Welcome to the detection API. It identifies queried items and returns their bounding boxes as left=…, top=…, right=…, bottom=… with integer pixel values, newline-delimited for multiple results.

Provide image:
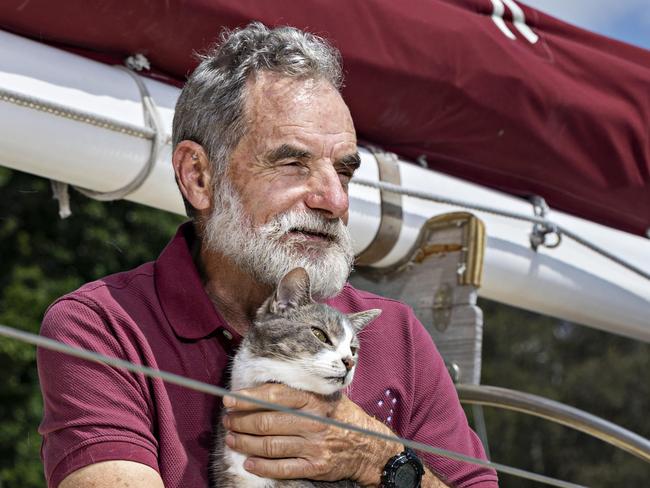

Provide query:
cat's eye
left=350, top=346, right=358, bottom=355
left=311, top=327, right=331, bottom=345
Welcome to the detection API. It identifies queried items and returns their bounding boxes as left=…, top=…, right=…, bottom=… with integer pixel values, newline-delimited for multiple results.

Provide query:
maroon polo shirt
left=38, top=223, right=498, bottom=487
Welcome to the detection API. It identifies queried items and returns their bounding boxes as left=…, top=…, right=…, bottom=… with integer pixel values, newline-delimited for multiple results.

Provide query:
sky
left=522, top=0, right=650, bottom=50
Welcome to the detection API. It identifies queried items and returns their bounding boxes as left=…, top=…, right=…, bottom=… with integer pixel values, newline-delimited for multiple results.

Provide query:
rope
left=351, top=177, right=650, bottom=282
left=0, top=86, right=155, bottom=139
left=0, top=322, right=587, bottom=488
left=1, top=70, right=170, bottom=213
left=3, top=82, right=646, bottom=284
left=73, top=66, right=168, bottom=202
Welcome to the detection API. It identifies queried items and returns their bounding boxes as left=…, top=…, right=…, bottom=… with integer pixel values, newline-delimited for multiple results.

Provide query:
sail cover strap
left=72, top=65, right=167, bottom=202
left=355, top=146, right=403, bottom=266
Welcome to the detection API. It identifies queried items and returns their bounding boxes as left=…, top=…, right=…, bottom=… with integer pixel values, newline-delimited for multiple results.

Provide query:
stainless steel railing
left=457, top=384, right=650, bottom=463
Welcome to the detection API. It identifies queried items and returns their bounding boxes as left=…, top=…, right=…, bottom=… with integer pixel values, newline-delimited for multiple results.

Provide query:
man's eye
left=283, top=161, right=309, bottom=174
left=311, top=327, right=331, bottom=344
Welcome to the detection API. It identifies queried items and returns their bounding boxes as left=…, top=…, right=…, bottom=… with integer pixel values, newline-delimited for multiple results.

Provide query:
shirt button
left=222, top=330, right=233, bottom=340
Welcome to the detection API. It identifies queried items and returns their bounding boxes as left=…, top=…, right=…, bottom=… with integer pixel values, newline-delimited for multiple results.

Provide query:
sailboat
left=1, top=0, right=648, bottom=483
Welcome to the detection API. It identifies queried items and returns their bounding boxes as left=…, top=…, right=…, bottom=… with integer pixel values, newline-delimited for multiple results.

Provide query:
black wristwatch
left=380, top=447, right=424, bottom=487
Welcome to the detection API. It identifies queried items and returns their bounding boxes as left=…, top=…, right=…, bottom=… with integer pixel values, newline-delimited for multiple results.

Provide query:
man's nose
left=304, top=167, right=349, bottom=219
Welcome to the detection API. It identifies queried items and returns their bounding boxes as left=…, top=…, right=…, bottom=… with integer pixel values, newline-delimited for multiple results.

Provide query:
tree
left=1, top=167, right=648, bottom=487
left=477, top=298, right=650, bottom=486
left=0, top=168, right=183, bottom=487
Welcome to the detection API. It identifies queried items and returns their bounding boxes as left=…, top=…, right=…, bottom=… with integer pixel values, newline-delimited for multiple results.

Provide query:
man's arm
left=222, top=384, right=450, bottom=487
left=59, top=461, right=164, bottom=488
left=38, top=299, right=161, bottom=487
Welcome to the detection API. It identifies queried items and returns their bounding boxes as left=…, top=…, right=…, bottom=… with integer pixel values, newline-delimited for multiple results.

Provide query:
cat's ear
left=347, top=308, right=382, bottom=331
left=268, top=267, right=313, bottom=314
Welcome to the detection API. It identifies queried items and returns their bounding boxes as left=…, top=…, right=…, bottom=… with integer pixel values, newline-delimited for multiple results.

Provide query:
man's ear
left=172, top=141, right=212, bottom=213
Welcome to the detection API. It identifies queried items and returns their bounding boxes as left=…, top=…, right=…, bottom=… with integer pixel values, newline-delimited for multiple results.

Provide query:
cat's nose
left=342, top=357, right=355, bottom=371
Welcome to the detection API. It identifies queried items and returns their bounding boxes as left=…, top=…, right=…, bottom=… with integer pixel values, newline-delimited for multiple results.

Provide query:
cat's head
left=247, top=267, right=381, bottom=395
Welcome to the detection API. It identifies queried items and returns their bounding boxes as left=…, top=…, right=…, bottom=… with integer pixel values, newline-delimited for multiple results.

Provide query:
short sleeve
left=37, top=298, right=159, bottom=488
left=406, top=310, right=499, bottom=487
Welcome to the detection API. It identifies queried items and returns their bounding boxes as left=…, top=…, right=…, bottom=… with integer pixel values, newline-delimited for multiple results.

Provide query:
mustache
left=262, top=211, right=348, bottom=244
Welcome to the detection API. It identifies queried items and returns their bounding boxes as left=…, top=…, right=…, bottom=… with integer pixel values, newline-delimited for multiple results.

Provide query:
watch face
left=395, top=463, right=417, bottom=487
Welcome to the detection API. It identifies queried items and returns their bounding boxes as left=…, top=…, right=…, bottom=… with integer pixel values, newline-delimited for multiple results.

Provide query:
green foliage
left=1, top=167, right=649, bottom=487
left=477, top=299, right=650, bottom=487
left=0, top=168, right=184, bottom=488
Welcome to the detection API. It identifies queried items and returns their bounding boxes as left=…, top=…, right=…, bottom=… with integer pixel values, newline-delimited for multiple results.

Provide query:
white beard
left=203, top=179, right=354, bottom=300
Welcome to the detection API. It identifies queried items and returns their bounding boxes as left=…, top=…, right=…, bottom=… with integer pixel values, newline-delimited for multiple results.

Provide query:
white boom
left=1, top=30, right=649, bottom=341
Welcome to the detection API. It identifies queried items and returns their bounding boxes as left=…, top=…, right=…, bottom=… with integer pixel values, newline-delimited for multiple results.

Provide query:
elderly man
left=38, top=23, right=498, bottom=488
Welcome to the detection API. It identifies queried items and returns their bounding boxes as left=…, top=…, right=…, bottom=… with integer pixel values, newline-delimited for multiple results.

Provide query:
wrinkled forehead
left=242, top=72, right=356, bottom=140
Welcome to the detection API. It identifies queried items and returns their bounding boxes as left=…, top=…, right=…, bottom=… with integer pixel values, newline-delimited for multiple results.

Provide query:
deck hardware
left=432, top=284, right=453, bottom=332
left=446, top=361, right=461, bottom=383
left=125, top=53, right=151, bottom=71
left=529, top=195, right=562, bottom=251
left=355, top=146, right=403, bottom=265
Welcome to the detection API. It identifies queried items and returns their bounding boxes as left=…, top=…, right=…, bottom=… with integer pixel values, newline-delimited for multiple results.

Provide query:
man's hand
left=222, top=383, right=403, bottom=486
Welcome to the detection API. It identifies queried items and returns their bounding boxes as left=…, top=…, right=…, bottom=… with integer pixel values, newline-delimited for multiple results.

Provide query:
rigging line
left=4, top=81, right=646, bottom=285
left=351, top=177, right=650, bottom=282
left=72, top=66, right=168, bottom=202
left=0, top=323, right=586, bottom=488
left=0, top=86, right=157, bottom=141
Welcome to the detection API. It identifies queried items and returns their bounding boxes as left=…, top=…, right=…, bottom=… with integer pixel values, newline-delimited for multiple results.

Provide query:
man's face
left=204, top=73, right=359, bottom=299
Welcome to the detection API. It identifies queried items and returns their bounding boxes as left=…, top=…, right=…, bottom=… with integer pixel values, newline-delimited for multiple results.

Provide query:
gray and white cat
left=211, top=267, right=381, bottom=488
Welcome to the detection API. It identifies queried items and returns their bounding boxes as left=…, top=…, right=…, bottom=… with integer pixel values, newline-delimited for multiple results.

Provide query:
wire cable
left=3, top=85, right=646, bottom=282
left=351, top=177, right=650, bottom=282
left=0, top=322, right=587, bottom=488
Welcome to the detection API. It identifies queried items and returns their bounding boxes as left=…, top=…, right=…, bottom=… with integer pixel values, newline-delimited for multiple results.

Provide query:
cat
left=211, top=267, right=381, bottom=488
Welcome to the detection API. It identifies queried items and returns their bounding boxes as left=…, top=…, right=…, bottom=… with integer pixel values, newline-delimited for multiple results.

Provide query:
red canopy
left=2, top=0, right=649, bottom=236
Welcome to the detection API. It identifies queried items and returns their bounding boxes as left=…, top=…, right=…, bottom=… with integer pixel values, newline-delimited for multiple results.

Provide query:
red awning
left=1, top=0, right=649, bottom=236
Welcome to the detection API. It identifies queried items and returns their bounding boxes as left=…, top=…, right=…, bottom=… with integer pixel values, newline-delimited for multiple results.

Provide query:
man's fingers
left=226, top=432, right=309, bottom=459
left=224, top=410, right=324, bottom=435
left=243, top=456, right=324, bottom=480
left=224, top=383, right=314, bottom=411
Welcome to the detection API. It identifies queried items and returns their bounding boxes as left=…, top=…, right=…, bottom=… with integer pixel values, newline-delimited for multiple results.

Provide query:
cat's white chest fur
left=221, top=350, right=342, bottom=487
left=229, top=348, right=344, bottom=393
left=222, top=448, right=276, bottom=488
left=220, top=352, right=289, bottom=488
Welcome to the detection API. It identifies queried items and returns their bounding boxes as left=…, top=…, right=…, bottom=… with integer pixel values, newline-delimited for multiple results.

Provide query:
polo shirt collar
left=154, top=222, right=241, bottom=342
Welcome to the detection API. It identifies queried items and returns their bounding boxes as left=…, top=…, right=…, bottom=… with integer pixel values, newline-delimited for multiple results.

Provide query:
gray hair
left=172, top=22, right=343, bottom=217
